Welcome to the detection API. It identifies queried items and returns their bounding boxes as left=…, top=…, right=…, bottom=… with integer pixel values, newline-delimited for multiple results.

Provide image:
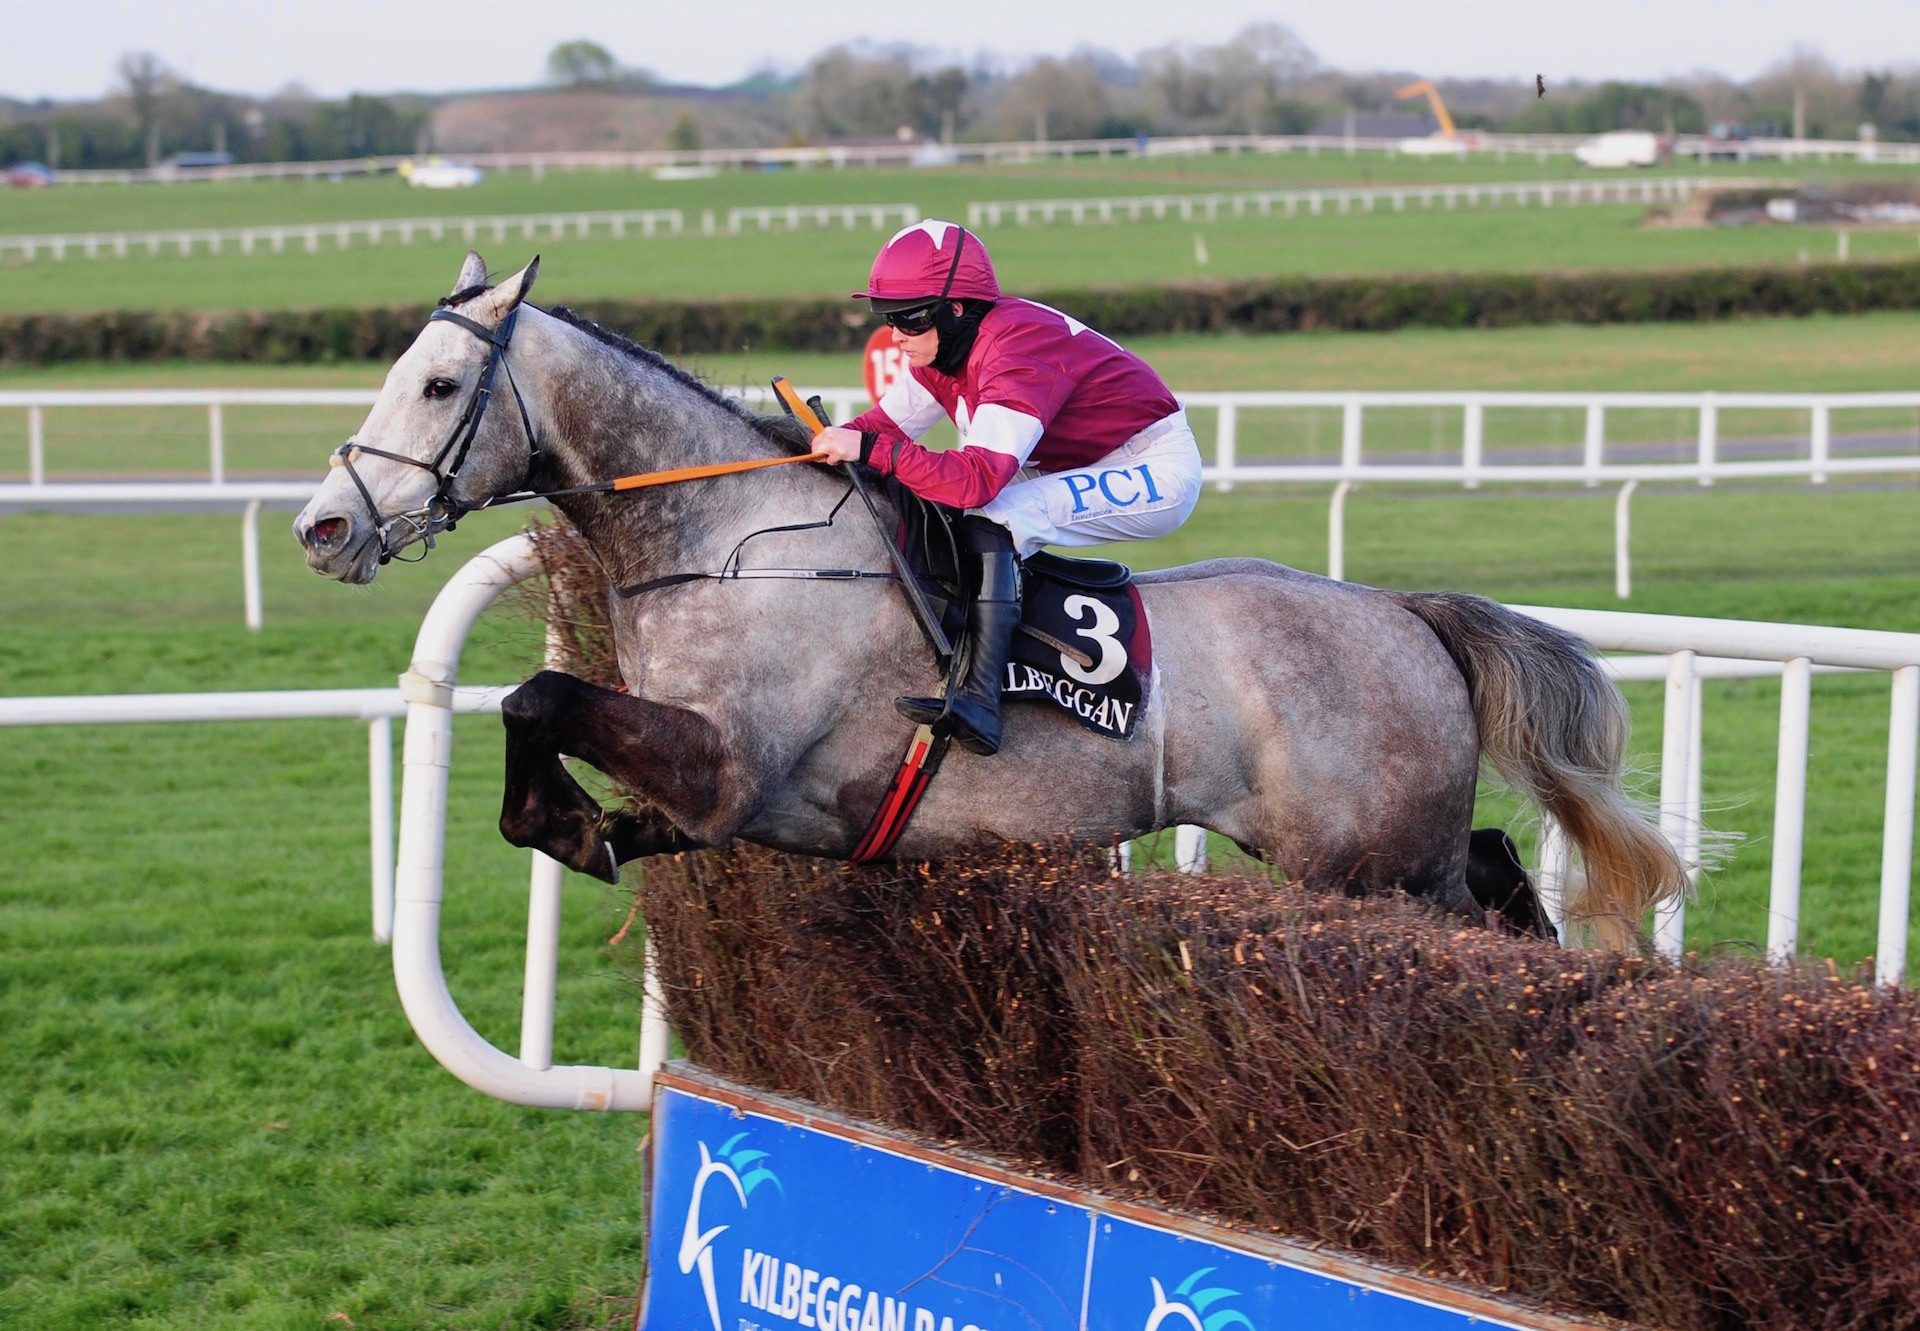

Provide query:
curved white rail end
left=390, top=533, right=658, bottom=1112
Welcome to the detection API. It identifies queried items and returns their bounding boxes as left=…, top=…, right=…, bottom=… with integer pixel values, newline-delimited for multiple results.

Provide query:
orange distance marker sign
left=863, top=325, right=908, bottom=408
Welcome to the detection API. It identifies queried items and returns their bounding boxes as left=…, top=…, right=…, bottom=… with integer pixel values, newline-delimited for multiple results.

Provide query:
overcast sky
left=9, top=0, right=1918, bottom=102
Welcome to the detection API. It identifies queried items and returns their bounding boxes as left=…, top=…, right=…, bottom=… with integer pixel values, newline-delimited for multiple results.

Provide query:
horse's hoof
left=575, top=840, right=621, bottom=884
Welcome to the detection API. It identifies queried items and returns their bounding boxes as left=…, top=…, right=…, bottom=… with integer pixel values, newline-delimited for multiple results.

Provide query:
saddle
left=890, top=484, right=1153, bottom=742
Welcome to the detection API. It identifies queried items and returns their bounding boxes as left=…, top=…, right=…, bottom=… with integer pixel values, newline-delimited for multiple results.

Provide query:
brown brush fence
left=9, top=259, right=1920, bottom=365
left=631, top=842, right=1920, bottom=1331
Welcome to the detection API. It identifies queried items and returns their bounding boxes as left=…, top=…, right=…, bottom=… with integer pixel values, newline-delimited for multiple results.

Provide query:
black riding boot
left=896, top=522, right=1021, bottom=756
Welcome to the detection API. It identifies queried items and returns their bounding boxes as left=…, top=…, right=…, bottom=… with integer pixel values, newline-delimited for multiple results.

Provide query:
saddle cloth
left=888, top=483, right=1154, bottom=743
left=1004, top=552, right=1153, bottom=742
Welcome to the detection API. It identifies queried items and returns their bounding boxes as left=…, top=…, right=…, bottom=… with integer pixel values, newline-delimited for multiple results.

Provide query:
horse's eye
left=423, top=377, right=459, bottom=401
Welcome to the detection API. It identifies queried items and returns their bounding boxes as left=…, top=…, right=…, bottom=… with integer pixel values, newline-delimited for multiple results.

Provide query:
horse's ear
left=452, top=249, right=489, bottom=296
left=472, top=255, right=540, bottom=326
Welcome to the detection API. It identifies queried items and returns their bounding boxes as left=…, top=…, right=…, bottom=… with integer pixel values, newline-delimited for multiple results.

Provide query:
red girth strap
left=850, top=724, right=951, bottom=863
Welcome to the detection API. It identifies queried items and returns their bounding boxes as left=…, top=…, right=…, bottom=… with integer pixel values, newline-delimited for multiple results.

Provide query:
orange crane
left=1394, top=80, right=1458, bottom=138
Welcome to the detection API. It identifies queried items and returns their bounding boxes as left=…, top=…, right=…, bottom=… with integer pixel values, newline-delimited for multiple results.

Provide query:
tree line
left=791, top=34, right=1920, bottom=145
left=0, top=53, right=428, bottom=170
left=7, top=31, right=1920, bottom=170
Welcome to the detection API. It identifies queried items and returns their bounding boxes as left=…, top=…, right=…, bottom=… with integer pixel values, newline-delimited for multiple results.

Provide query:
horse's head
left=294, top=250, right=542, bottom=583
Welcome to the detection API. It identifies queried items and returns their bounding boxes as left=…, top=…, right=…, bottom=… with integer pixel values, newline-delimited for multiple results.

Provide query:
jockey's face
left=891, top=301, right=962, bottom=369
left=892, top=322, right=939, bottom=368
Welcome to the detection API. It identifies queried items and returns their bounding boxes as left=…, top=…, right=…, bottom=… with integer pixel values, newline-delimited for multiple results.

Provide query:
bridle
left=329, top=305, right=540, bottom=564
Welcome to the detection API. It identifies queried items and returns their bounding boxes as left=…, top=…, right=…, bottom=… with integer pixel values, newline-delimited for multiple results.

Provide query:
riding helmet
left=851, top=219, right=1000, bottom=313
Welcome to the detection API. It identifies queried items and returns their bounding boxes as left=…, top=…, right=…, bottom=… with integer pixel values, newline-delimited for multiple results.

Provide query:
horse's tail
left=1393, top=590, right=1689, bottom=949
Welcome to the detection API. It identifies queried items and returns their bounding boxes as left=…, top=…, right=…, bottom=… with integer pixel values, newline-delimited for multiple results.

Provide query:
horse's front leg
left=498, top=669, right=738, bottom=881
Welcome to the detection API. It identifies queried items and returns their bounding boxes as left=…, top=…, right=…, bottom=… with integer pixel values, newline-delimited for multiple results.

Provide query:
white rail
left=1172, top=388, right=1920, bottom=593
left=1522, top=607, right=1920, bottom=986
left=0, top=482, right=310, bottom=633
left=370, top=537, right=1920, bottom=1108
left=7, top=387, right=1917, bottom=626
left=370, top=536, right=1906, bottom=1108
left=0, top=684, right=514, bottom=943
left=0, top=386, right=875, bottom=632
left=44, top=131, right=1920, bottom=187
left=0, top=203, right=919, bottom=263
left=389, top=537, right=664, bottom=1111
left=2, top=172, right=1770, bottom=262
left=965, top=175, right=1755, bottom=228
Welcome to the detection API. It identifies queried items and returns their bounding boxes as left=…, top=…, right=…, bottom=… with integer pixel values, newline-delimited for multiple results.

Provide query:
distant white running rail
left=6, top=386, right=1917, bottom=628
left=0, top=203, right=920, bottom=263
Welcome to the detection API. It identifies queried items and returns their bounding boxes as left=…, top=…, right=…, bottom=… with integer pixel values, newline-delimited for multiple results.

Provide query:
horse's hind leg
left=498, top=670, right=732, bottom=881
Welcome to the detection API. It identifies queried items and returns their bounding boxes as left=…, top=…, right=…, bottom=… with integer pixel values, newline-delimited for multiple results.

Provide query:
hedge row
left=632, top=842, right=1920, bottom=1331
left=9, top=258, right=1920, bottom=365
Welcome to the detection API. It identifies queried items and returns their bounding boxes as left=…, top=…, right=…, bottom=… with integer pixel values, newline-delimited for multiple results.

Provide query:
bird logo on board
left=679, top=1132, right=782, bottom=1331
left=1143, top=1269, right=1254, bottom=1331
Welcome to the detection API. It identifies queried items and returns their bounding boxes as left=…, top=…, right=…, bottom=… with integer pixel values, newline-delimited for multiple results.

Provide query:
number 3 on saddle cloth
left=1003, top=555, right=1151, bottom=741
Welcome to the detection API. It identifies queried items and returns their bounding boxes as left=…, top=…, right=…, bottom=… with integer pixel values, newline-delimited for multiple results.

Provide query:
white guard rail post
left=393, top=533, right=662, bottom=1111
left=0, top=682, right=513, bottom=944
left=0, top=480, right=317, bottom=632
left=1655, top=650, right=1698, bottom=957
left=1768, top=658, right=1814, bottom=963
left=1519, top=607, right=1920, bottom=985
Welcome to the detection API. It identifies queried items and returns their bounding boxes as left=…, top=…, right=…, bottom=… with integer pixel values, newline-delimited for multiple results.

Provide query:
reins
left=478, top=447, right=829, bottom=509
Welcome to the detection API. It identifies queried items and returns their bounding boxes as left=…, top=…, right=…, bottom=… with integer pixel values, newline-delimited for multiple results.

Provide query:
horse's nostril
left=307, top=516, right=348, bottom=550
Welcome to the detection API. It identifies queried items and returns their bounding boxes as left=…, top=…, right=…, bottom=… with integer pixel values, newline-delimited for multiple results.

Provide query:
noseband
left=330, top=305, right=540, bottom=564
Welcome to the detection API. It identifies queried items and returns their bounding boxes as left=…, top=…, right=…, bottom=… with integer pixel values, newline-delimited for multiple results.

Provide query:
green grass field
left=6, top=152, right=1920, bottom=313
left=2, top=152, right=1879, bottom=236
left=11, top=204, right=1920, bottom=315
left=4, top=309, right=1919, bottom=1328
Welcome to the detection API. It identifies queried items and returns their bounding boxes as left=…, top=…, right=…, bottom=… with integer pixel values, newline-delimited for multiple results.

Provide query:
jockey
left=813, top=219, right=1204, bottom=757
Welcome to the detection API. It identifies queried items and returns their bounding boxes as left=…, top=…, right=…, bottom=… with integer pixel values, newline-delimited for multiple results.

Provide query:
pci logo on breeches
left=1060, top=462, right=1168, bottom=515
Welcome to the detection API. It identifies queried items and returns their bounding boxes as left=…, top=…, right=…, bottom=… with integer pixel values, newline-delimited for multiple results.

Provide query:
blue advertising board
left=640, top=1069, right=1602, bottom=1331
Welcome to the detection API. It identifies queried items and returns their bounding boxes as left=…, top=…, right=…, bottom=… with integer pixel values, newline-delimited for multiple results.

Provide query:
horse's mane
left=540, top=304, right=814, bottom=455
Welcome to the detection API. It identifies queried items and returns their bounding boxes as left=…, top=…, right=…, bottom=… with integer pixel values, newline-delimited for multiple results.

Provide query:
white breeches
left=974, top=410, right=1204, bottom=558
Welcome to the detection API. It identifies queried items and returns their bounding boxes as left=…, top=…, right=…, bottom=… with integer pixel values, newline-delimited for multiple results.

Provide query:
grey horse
left=294, top=253, right=1687, bottom=948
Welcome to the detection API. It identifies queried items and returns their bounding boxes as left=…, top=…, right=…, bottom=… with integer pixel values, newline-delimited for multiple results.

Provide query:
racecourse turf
left=9, top=204, right=1920, bottom=315
left=6, top=153, right=1920, bottom=313
left=4, top=479, right=1919, bottom=1331
left=0, top=151, right=1863, bottom=236
left=3, top=313, right=1918, bottom=1328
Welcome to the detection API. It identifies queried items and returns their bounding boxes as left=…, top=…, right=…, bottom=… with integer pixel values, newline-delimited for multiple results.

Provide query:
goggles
left=882, top=302, right=942, bottom=336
